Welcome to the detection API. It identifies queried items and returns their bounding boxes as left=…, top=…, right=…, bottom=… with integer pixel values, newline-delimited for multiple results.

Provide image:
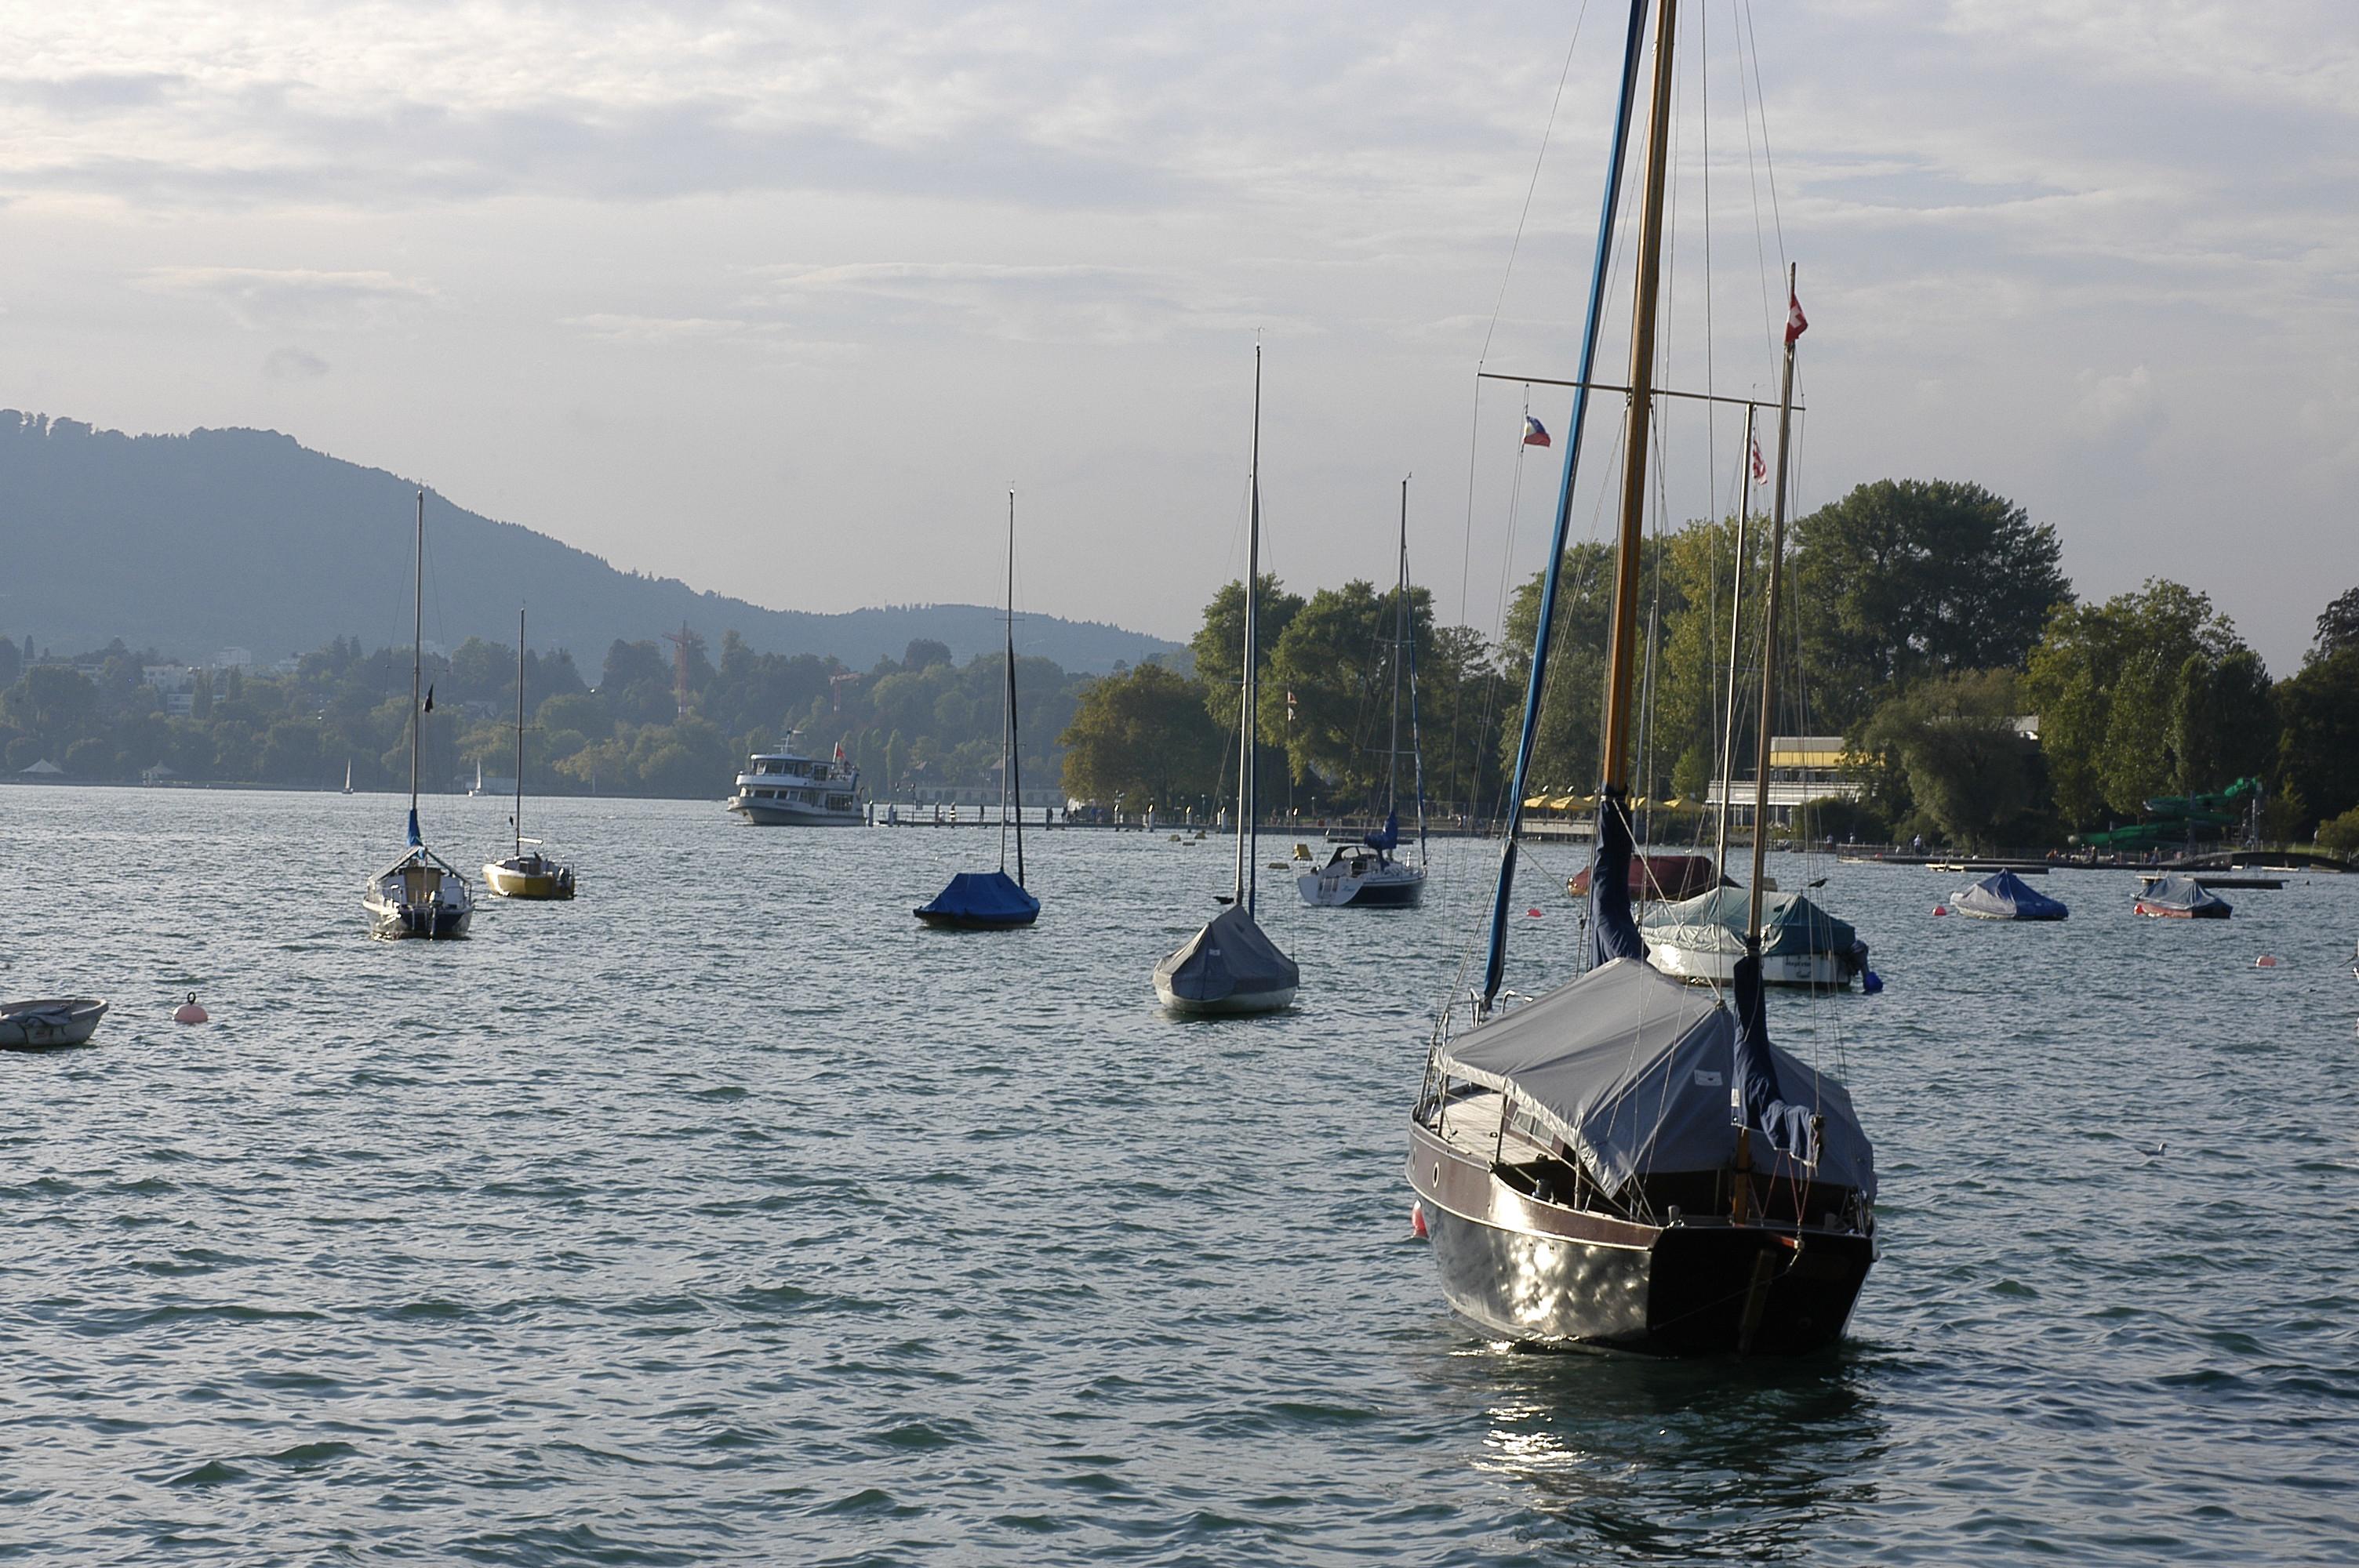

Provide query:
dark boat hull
left=912, top=908, right=1039, bottom=930
left=1409, top=1123, right=1871, bottom=1356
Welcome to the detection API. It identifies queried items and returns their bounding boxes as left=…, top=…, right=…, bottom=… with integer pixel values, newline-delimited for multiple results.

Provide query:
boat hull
left=0, top=999, right=108, bottom=1051
left=1153, top=978, right=1296, bottom=1015
left=2133, top=901, right=2230, bottom=919
left=483, top=862, right=574, bottom=900
left=726, top=797, right=863, bottom=826
left=1296, top=865, right=1425, bottom=908
left=914, top=907, right=1039, bottom=930
left=364, top=896, right=474, bottom=940
left=1408, top=1123, right=1870, bottom=1356
left=1646, top=943, right=1858, bottom=988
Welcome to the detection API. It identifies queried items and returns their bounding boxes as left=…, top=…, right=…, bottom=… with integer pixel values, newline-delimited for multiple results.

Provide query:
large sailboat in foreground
left=483, top=607, right=576, bottom=901
left=916, top=492, right=1041, bottom=930
left=1407, top=0, right=1874, bottom=1355
left=1298, top=477, right=1428, bottom=909
left=365, top=492, right=475, bottom=940
left=1156, top=348, right=1299, bottom=1014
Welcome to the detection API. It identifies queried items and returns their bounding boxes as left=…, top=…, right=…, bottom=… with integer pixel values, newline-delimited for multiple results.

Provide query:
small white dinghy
left=0, top=998, right=108, bottom=1050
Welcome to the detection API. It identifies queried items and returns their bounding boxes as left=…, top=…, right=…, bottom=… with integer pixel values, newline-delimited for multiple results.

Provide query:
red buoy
left=1527, top=907, right=1543, bottom=918
left=1410, top=1202, right=1429, bottom=1240
left=173, top=993, right=208, bottom=1025
left=2253, top=955, right=2280, bottom=968
left=1933, top=905, right=1948, bottom=916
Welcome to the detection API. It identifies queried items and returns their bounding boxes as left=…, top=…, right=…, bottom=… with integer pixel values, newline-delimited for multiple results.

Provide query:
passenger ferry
left=725, top=734, right=863, bottom=826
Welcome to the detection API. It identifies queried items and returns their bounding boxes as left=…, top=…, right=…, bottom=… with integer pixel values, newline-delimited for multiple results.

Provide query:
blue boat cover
left=1589, top=787, right=1647, bottom=968
left=2136, top=873, right=2230, bottom=916
left=1952, top=869, right=2067, bottom=920
left=915, top=869, right=1040, bottom=926
left=1362, top=810, right=1401, bottom=852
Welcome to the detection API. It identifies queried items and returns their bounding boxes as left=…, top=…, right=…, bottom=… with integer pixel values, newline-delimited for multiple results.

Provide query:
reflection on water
left=1448, top=1343, right=1885, bottom=1562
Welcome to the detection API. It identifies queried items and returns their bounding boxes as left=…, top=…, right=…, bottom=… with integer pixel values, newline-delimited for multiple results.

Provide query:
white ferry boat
left=725, top=735, right=863, bottom=826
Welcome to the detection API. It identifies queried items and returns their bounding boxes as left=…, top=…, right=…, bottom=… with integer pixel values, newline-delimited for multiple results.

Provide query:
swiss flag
left=1785, top=288, right=1808, bottom=345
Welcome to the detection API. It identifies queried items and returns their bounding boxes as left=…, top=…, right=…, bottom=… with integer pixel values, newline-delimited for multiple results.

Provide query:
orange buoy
left=173, top=993, right=209, bottom=1025
left=1410, top=1202, right=1429, bottom=1240
left=2253, top=955, right=2280, bottom=968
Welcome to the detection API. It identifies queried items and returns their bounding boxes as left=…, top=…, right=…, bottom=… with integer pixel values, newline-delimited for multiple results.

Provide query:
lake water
left=5, top=786, right=2357, bottom=1565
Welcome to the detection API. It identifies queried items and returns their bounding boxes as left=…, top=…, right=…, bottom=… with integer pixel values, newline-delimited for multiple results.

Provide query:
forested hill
left=0, top=413, right=1176, bottom=673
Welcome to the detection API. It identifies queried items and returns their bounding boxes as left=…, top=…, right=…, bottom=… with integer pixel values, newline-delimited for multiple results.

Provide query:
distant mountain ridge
left=0, top=413, right=1178, bottom=674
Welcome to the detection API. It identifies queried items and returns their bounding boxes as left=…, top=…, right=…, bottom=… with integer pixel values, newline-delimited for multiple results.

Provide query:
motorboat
left=483, top=606, right=576, bottom=900
left=916, top=493, right=1041, bottom=931
left=2134, top=873, right=2231, bottom=919
left=1408, top=1, right=1874, bottom=1355
left=0, top=997, right=108, bottom=1050
left=1642, top=887, right=1869, bottom=987
left=1300, top=477, right=1428, bottom=909
left=1950, top=869, right=2066, bottom=920
left=1157, top=347, right=1298, bottom=1014
left=365, top=490, right=474, bottom=940
left=727, top=733, right=862, bottom=825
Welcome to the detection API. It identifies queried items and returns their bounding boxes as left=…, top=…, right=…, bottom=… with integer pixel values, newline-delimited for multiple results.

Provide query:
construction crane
left=661, top=622, right=703, bottom=717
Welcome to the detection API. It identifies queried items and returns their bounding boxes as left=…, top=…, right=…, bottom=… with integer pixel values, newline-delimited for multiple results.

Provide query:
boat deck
left=1427, top=1090, right=1554, bottom=1166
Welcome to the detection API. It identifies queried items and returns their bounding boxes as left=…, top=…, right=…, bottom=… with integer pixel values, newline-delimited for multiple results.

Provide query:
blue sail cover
left=1732, top=953, right=1815, bottom=1163
left=1951, top=869, right=2068, bottom=920
left=1589, top=789, right=1648, bottom=968
left=1363, top=811, right=1401, bottom=852
left=405, top=807, right=422, bottom=848
left=914, top=869, right=1041, bottom=928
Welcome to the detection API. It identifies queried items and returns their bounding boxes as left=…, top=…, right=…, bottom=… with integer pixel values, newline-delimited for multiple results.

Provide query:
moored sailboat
left=1299, top=477, right=1429, bottom=909
left=1156, top=347, right=1299, bottom=1014
left=916, top=492, right=1041, bottom=930
left=1406, top=0, right=1874, bottom=1355
left=483, top=606, right=576, bottom=901
left=364, top=492, right=474, bottom=940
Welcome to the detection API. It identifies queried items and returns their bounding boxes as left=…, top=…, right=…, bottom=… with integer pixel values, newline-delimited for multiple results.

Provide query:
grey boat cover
left=1435, top=957, right=1875, bottom=1199
left=1638, top=886, right=1859, bottom=960
left=1952, top=869, right=2068, bottom=920
left=1155, top=902, right=1299, bottom=1003
left=2136, top=873, right=2230, bottom=916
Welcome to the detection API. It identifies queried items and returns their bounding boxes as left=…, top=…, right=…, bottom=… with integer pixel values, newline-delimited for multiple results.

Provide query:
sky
left=2, top=0, right=2354, bottom=674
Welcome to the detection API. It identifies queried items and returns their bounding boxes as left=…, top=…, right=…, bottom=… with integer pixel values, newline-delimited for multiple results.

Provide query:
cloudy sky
left=2, top=1, right=2354, bottom=673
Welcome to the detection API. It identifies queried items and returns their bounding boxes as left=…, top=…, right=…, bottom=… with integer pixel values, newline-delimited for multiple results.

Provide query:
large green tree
left=1856, top=668, right=2038, bottom=849
left=2275, top=586, right=2359, bottom=837
left=1793, top=479, right=2070, bottom=727
left=1190, top=575, right=1305, bottom=726
left=2024, top=579, right=2268, bottom=828
left=1058, top=662, right=1225, bottom=812
left=1263, top=579, right=1434, bottom=809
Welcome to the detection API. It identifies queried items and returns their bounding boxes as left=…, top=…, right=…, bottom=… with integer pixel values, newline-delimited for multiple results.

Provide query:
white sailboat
left=483, top=606, right=576, bottom=900
left=1299, top=475, right=1428, bottom=909
left=1155, top=347, right=1299, bottom=1014
left=363, top=491, right=475, bottom=940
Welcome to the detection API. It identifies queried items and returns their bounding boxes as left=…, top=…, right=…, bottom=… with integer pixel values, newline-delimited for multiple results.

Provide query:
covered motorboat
left=1154, top=902, right=1299, bottom=1014
left=1952, top=869, right=2066, bottom=920
left=0, top=998, right=108, bottom=1051
left=1298, top=811, right=1424, bottom=908
left=915, top=869, right=1040, bottom=930
left=1642, top=887, right=1868, bottom=987
left=2135, top=873, right=2231, bottom=919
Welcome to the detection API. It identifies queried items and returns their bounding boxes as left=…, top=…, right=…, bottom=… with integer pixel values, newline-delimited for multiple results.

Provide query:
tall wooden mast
left=1747, top=263, right=1802, bottom=938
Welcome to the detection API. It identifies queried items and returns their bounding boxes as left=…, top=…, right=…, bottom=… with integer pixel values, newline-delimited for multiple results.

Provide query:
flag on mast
left=1786, top=289, right=1808, bottom=344
left=1522, top=414, right=1552, bottom=448
left=1750, top=436, right=1768, bottom=485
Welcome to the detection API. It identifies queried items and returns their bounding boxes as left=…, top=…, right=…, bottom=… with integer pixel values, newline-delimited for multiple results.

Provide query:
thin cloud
left=134, top=267, right=439, bottom=332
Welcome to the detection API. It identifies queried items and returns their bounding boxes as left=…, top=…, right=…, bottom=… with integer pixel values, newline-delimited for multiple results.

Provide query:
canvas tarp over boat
left=914, top=869, right=1039, bottom=926
left=2135, top=873, right=2230, bottom=916
left=1154, top=902, right=1299, bottom=1004
left=1952, top=869, right=2068, bottom=920
left=1435, top=957, right=1875, bottom=1198
left=1637, top=887, right=1859, bottom=960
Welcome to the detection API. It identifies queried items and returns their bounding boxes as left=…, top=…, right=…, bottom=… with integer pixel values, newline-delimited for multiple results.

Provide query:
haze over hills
left=0, top=413, right=1179, bottom=675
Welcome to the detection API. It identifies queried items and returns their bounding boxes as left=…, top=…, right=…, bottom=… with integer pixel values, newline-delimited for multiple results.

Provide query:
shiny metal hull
left=1408, top=1121, right=1870, bottom=1356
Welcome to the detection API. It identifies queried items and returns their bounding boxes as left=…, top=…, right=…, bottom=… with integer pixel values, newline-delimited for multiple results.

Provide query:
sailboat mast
left=1599, top=0, right=1681, bottom=793
left=514, top=605, right=526, bottom=858
left=1237, top=346, right=1264, bottom=914
left=1477, top=0, right=1652, bottom=1011
left=1004, top=489, right=1024, bottom=885
left=1747, top=264, right=1801, bottom=939
left=1714, top=403, right=1755, bottom=884
left=1390, top=477, right=1405, bottom=818
left=410, top=490, right=423, bottom=819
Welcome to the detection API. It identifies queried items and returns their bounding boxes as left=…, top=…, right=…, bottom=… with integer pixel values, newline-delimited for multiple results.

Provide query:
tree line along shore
left=5, top=477, right=2355, bottom=858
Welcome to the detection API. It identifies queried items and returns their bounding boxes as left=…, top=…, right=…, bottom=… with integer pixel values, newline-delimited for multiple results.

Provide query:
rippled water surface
left=6, top=786, right=2358, bottom=1565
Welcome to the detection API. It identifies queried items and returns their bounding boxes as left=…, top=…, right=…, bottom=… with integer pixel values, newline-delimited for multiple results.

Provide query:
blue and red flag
left=1522, top=415, right=1551, bottom=448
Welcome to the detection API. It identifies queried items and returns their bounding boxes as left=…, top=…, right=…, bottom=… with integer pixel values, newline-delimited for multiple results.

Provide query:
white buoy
left=173, top=993, right=209, bottom=1025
